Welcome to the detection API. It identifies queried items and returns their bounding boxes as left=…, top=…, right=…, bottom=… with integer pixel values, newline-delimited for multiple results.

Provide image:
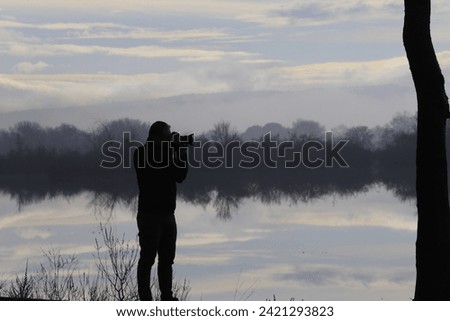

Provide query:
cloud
left=0, top=0, right=282, bottom=30
left=239, top=59, right=282, bottom=65
left=277, top=264, right=415, bottom=288
left=0, top=0, right=269, bottom=15
left=0, top=69, right=234, bottom=112
left=15, top=227, right=51, bottom=239
left=0, top=51, right=424, bottom=114
left=71, top=26, right=232, bottom=42
left=274, top=55, right=411, bottom=87
left=0, top=25, right=39, bottom=46
left=2, top=0, right=450, bottom=31
left=285, top=1, right=402, bottom=24
left=12, top=61, right=49, bottom=73
left=0, top=41, right=256, bottom=62
left=0, top=19, right=239, bottom=42
left=237, top=0, right=404, bottom=27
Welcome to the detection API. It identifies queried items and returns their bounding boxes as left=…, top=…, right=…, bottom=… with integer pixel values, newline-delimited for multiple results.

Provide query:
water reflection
left=0, top=164, right=415, bottom=219
left=0, top=166, right=418, bottom=300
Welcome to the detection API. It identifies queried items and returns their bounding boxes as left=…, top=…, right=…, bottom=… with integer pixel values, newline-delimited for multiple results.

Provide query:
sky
left=1, top=1, right=450, bottom=133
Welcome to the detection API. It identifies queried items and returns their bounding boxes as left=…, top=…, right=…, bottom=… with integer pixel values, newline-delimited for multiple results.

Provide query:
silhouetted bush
left=0, top=225, right=191, bottom=301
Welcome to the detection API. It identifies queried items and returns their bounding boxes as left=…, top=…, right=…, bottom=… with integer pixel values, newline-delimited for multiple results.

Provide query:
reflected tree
left=213, top=191, right=241, bottom=220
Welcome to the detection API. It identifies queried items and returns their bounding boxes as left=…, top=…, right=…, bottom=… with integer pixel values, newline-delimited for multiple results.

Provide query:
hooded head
left=148, top=121, right=171, bottom=141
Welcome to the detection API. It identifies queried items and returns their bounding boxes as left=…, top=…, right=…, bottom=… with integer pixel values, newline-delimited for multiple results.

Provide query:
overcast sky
left=1, top=0, right=450, bottom=133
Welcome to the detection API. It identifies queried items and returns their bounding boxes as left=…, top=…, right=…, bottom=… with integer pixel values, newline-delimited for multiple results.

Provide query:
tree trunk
left=403, top=0, right=450, bottom=300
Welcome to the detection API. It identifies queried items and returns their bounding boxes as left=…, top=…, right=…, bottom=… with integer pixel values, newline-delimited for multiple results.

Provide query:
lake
left=0, top=183, right=416, bottom=300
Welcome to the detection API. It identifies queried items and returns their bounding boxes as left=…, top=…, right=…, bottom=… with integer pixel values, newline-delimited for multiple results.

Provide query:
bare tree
left=290, top=119, right=325, bottom=139
left=211, top=121, right=240, bottom=145
left=7, top=261, right=34, bottom=300
left=345, top=126, right=373, bottom=150
left=403, top=0, right=450, bottom=300
left=37, top=248, right=79, bottom=301
left=94, top=223, right=139, bottom=301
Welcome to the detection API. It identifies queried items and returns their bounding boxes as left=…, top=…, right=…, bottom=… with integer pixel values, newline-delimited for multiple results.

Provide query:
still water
left=0, top=184, right=416, bottom=300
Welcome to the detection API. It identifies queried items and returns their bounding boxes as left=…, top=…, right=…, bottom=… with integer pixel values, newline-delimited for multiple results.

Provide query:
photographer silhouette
left=133, top=121, right=188, bottom=301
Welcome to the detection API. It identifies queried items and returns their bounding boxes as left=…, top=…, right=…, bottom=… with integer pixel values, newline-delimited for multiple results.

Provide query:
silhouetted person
left=133, top=121, right=188, bottom=301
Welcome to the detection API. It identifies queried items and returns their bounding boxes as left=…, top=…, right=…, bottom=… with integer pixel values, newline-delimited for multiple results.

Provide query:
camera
left=171, top=132, right=194, bottom=147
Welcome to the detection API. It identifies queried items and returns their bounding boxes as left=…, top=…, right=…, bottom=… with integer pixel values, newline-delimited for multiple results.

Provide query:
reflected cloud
left=277, top=264, right=415, bottom=289
left=0, top=184, right=417, bottom=300
left=14, top=227, right=51, bottom=240
left=176, top=254, right=233, bottom=266
left=178, top=232, right=259, bottom=247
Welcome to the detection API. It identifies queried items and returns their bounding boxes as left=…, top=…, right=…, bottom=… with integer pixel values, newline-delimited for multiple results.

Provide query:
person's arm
left=172, top=148, right=188, bottom=183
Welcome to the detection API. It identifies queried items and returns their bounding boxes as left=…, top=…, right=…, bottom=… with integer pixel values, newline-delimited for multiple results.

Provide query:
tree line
left=0, top=113, right=443, bottom=213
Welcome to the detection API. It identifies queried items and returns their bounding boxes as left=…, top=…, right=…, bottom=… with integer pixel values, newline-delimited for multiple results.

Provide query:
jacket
left=134, top=140, right=188, bottom=216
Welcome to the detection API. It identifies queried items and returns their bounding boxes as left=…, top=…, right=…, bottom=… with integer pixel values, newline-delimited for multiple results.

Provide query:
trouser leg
left=158, top=214, right=177, bottom=300
left=137, top=255, right=154, bottom=300
left=137, top=217, right=160, bottom=301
